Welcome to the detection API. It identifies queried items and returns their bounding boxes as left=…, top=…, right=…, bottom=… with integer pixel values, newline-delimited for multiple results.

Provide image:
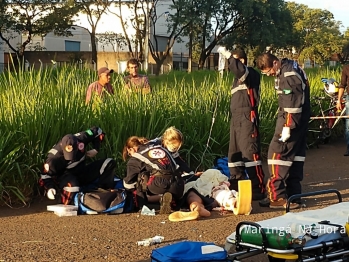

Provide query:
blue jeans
left=346, top=97, right=349, bottom=146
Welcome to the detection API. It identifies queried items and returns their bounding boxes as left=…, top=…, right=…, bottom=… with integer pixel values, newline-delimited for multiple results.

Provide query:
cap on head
left=61, top=134, right=78, bottom=161
left=98, top=67, right=114, bottom=76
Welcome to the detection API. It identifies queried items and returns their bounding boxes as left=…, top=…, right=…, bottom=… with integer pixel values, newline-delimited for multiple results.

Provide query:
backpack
left=151, top=241, right=228, bottom=262
left=74, top=188, right=126, bottom=215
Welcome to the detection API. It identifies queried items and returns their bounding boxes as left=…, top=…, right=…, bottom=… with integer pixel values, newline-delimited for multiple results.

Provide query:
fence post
left=92, top=60, right=96, bottom=71
left=51, top=60, right=57, bottom=69
left=25, top=60, right=30, bottom=71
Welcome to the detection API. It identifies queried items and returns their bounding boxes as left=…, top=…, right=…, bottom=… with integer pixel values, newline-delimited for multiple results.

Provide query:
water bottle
left=240, top=227, right=300, bottom=249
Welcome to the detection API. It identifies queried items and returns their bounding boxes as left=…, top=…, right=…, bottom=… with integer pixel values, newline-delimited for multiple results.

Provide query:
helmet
left=321, top=78, right=339, bottom=97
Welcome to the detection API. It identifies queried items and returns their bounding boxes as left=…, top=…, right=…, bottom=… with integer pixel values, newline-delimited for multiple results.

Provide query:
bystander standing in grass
left=336, top=64, right=349, bottom=156
left=85, top=67, right=114, bottom=104
left=123, top=58, right=151, bottom=94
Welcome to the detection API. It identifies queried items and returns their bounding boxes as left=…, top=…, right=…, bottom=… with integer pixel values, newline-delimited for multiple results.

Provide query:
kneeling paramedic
left=39, top=126, right=116, bottom=205
left=122, top=136, right=185, bottom=214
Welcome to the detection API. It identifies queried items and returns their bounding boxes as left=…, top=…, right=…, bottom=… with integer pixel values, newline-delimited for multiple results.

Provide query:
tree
left=178, top=0, right=293, bottom=69
left=0, top=0, right=79, bottom=56
left=110, top=0, right=192, bottom=75
left=338, top=28, right=349, bottom=64
left=286, top=2, right=342, bottom=66
left=76, top=0, right=112, bottom=64
left=108, top=0, right=147, bottom=61
left=148, top=0, right=192, bottom=75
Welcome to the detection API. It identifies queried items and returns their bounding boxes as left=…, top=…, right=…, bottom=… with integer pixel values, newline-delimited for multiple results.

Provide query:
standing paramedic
left=39, top=126, right=116, bottom=204
left=336, top=64, right=349, bottom=156
left=217, top=47, right=265, bottom=200
left=256, top=53, right=310, bottom=209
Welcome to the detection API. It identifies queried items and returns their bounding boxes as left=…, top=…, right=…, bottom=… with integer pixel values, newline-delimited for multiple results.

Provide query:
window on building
left=65, top=40, right=81, bottom=51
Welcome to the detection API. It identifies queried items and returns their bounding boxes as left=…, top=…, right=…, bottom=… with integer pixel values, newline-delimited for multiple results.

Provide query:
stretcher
left=225, top=189, right=349, bottom=262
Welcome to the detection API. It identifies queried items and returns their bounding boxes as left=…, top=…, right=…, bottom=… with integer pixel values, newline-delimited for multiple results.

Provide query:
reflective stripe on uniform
left=123, top=180, right=137, bottom=189
left=133, top=153, right=161, bottom=170
left=294, top=156, right=305, bottom=162
left=268, top=159, right=293, bottom=166
left=245, top=160, right=262, bottom=167
left=100, top=158, right=113, bottom=174
left=48, top=149, right=58, bottom=155
left=239, top=67, right=249, bottom=82
left=284, top=107, right=302, bottom=113
left=66, top=156, right=86, bottom=169
left=228, top=161, right=245, bottom=167
left=231, top=84, right=248, bottom=95
left=284, top=71, right=306, bottom=106
left=41, top=174, right=52, bottom=179
left=63, top=186, right=80, bottom=192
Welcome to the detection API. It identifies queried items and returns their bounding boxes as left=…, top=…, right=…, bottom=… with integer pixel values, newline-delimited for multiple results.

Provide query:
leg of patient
left=187, top=191, right=211, bottom=217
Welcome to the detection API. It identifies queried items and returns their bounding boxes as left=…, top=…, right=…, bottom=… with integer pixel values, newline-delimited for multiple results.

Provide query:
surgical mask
left=167, top=145, right=179, bottom=152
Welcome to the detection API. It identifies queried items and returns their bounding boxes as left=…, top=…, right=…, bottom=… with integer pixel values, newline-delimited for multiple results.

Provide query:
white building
left=2, top=1, right=194, bottom=71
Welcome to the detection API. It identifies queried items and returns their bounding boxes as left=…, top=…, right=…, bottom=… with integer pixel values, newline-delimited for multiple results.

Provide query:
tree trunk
left=188, top=29, right=193, bottom=73
left=90, top=30, right=97, bottom=64
left=198, top=51, right=207, bottom=70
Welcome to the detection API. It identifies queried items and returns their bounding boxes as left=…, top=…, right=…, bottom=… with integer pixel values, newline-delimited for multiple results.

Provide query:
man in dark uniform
left=256, top=53, right=310, bottom=209
left=217, top=47, right=265, bottom=200
left=40, top=126, right=116, bottom=204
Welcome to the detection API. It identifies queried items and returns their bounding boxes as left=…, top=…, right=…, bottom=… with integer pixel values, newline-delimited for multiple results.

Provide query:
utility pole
left=143, top=0, right=150, bottom=73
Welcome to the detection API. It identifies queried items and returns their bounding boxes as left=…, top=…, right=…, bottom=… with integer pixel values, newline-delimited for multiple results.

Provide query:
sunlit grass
left=0, top=65, right=343, bottom=205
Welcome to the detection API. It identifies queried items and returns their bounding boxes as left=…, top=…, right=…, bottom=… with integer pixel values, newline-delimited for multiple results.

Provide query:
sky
left=286, top=0, right=349, bottom=32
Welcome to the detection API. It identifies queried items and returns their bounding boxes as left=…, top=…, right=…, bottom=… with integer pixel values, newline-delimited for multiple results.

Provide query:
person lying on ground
left=169, top=169, right=231, bottom=222
left=39, top=126, right=116, bottom=205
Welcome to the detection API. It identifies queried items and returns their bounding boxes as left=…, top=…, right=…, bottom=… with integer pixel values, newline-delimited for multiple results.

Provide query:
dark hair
left=122, top=136, right=148, bottom=161
left=232, top=49, right=247, bottom=65
left=256, top=53, right=278, bottom=70
left=127, top=58, right=139, bottom=68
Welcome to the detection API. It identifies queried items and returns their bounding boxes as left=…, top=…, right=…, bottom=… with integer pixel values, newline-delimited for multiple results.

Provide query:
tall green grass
left=0, top=65, right=343, bottom=205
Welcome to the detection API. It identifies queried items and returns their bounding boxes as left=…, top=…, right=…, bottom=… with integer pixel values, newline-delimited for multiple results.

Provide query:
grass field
left=0, top=65, right=343, bottom=205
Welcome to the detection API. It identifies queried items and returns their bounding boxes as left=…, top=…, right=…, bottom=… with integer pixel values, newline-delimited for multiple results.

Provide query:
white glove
left=47, top=188, right=56, bottom=200
left=279, top=126, right=291, bottom=142
left=217, top=46, right=231, bottom=59
left=86, top=149, right=98, bottom=158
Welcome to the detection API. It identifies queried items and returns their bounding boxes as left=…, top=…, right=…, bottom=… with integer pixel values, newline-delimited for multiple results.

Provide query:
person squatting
left=39, top=126, right=116, bottom=204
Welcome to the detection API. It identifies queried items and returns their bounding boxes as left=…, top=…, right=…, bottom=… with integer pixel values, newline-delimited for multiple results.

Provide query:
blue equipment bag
left=213, top=157, right=231, bottom=178
left=74, top=188, right=126, bottom=215
left=151, top=241, right=228, bottom=262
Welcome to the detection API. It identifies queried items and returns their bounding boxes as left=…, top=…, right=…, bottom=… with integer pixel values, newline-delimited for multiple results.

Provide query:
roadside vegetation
left=0, top=66, right=343, bottom=206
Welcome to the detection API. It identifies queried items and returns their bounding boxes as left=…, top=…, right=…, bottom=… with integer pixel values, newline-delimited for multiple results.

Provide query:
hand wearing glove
left=86, top=149, right=98, bottom=158
left=217, top=46, right=232, bottom=59
left=279, top=126, right=291, bottom=142
left=47, top=188, right=56, bottom=200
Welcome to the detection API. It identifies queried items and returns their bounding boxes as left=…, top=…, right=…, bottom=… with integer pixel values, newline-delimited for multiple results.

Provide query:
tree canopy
left=0, top=0, right=80, bottom=56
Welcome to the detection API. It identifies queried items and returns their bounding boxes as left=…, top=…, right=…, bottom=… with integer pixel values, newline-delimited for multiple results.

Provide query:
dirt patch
left=1, top=139, right=349, bottom=262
